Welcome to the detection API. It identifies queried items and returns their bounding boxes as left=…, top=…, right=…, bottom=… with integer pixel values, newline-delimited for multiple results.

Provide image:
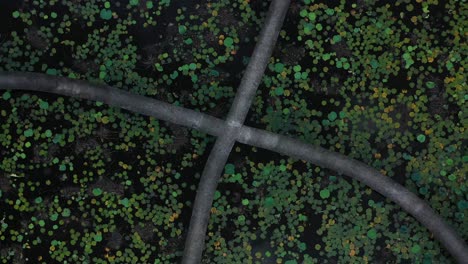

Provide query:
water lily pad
left=224, top=37, right=234, bottom=48
left=178, top=25, right=186, bottom=34
left=92, top=188, right=103, bottom=196
left=46, top=68, right=57, bottom=75
left=94, top=233, right=103, bottom=242
left=274, top=63, right=284, bottom=73
left=99, top=71, right=106, bottom=79
left=319, top=189, right=330, bottom=199
left=426, top=81, right=435, bottom=89
left=39, top=100, right=49, bottom=110
left=308, top=12, right=316, bottom=20
left=120, top=198, right=130, bottom=207
left=325, top=8, right=335, bottom=15
left=265, top=197, right=275, bottom=208
left=367, top=228, right=377, bottom=239
left=332, top=35, right=342, bottom=43
left=214, top=191, right=221, bottom=200
left=370, top=59, right=379, bottom=69
left=62, top=208, right=71, bottom=217
left=445, top=158, right=453, bottom=166
left=416, top=134, right=426, bottom=143
left=275, top=87, right=284, bottom=96
left=411, top=245, right=421, bottom=253
left=24, top=129, right=34, bottom=137
left=2, top=91, right=11, bottom=100
left=457, top=200, right=468, bottom=210
left=50, top=213, right=58, bottom=221
left=238, top=215, right=245, bottom=223
left=100, top=9, right=112, bottom=20
left=225, top=164, right=235, bottom=174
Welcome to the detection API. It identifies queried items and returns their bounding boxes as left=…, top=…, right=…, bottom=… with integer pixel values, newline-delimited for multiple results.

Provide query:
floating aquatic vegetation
left=0, top=0, right=466, bottom=262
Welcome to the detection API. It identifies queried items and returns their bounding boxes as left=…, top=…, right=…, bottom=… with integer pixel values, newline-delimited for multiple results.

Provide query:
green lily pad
left=61, top=208, right=71, bottom=217
left=50, top=213, right=58, bottom=221
left=275, top=87, right=284, bottom=96
left=274, top=63, right=284, bottom=73
left=367, top=228, right=377, bottom=239
left=265, top=197, right=275, bottom=208
left=411, top=245, right=421, bottom=253
left=100, top=9, right=112, bottom=20
left=94, top=233, right=103, bottom=242
left=225, top=164, right=235, bottom=174
left=303, top=23, right=314, bottom=34
left=120, top=198, right=130, bottom=207
left=44, top=129, right=52, bottom=137
left=417, top=134, right=426, bottom=143
left=308, top=12, right=316, bottom=20
left=319, top=189, right=330, bottom=199
left=238, top=215, right=245, bottom=223
left=332, top=35, right=342, bottom=43
left=448, top=174, right=457, bottom=181
left=370, top=59, right=380, bottom=69
left=426, top=81, right=435, bottom=89
left=224, top=37, right=234, bottom=48
left=39, top=100, right=49, bottom=110
left=99, top=71, right=106, bottom=79
left=46, top=68, right=57, bottom=76
left=178, top=25, right=186, bottom=34
left=445, top=158, right=453, bottom=166
left=2, top=91, right=11, bottom=100
left=300, top=9, right=308, bottom=18
left=92, top=188, right=103, bottom=196
left=24, top=129, right=34, bottom=137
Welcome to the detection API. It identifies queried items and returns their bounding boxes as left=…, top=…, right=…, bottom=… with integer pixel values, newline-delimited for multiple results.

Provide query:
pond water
left=0, top=0, right=465, bottom=263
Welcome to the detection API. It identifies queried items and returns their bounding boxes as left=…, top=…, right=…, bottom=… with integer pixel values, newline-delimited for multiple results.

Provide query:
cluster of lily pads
left=0, top=0, right=466, bottom=263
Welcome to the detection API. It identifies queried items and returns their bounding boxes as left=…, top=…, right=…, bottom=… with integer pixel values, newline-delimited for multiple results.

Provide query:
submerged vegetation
left=0, top=0, right=466, bottom=263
